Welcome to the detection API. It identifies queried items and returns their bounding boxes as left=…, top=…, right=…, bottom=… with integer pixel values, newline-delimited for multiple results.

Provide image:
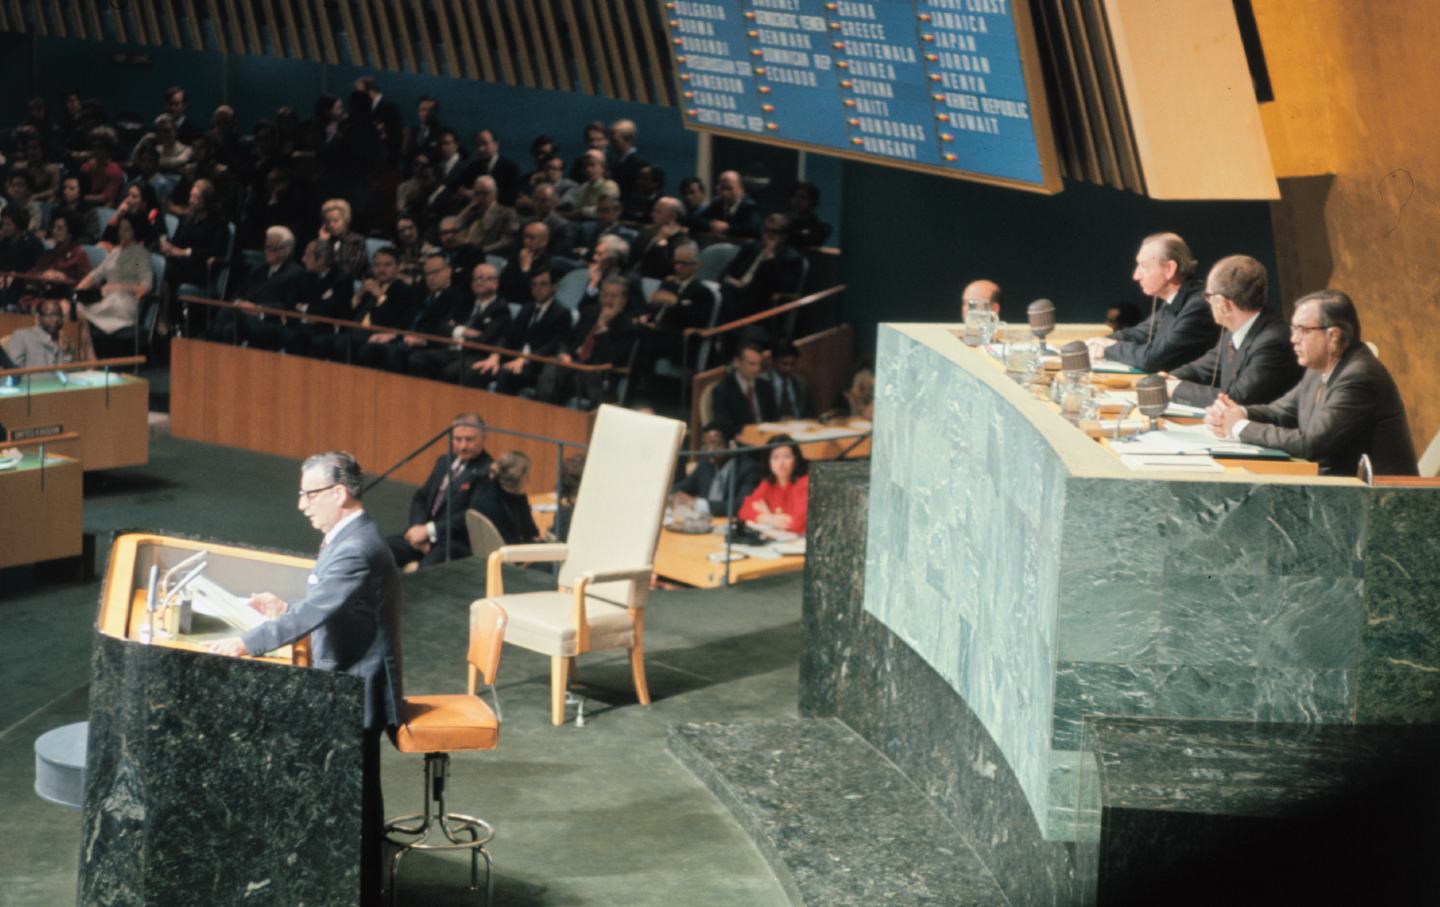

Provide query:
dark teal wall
left=838, top=161, right=1277, bottom=357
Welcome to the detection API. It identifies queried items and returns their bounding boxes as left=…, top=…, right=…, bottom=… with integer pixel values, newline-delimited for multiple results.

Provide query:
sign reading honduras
left=664, top=0, right=1061, bottom=193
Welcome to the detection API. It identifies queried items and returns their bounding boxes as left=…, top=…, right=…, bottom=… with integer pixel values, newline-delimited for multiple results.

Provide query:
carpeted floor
left=0, top=435, right=798, bottom=905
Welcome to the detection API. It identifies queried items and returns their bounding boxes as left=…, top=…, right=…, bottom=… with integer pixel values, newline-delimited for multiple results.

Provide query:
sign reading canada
left=663, top=0, right=1061, bottom=193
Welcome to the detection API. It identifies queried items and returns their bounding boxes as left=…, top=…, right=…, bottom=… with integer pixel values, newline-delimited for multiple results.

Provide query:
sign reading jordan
left=663, top=0, right=1062, bottom=193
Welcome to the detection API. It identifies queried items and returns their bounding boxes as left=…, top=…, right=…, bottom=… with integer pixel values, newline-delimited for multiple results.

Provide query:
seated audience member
left=457, top=129, right=521, bottom=207
left=467, top=267, right=570, bottom=393
left=1166, top=255, right=1302, bottom=407
left=435, top=214, right=485, bottom=282
left=208, top=226, right=305, bottom=349
left=628, top=196, right=689, bottom=279
left=1207, top=290, right=1418, bottom=476
left=10, top=127, right=63, bottom=202
left=553, top=453, right=586, bottom=542
left=568, top=120, right=609, bottom=183
left=145, top=113, right=193, bottom=173
left=622, top=163, right=665, bottom=224
left=720, top=213, right=806, bottom=322
left=432, top=128, right=467, bottom=194
left=53, top=175, right=102, bottom=244
left=238, top=167, right=306, bottom=253
left=282, top=239, right=354, bottom=355
left=608, top=118, right=647, bottom=202
left=787, top=181, right=832, bottom=249
left=316, top=197, right=370, bottom=280
left=1087, top=232, right=1218, bottom=372
left=17, top=211, right=91, bottom=312
left=768, top=341, right=813, bottom=419
left=128, top=143, right=175, bottom=207
left=162, top=84, right=202, bottom=144
left=629, top=240, right=715, bottom=388
left=738, top=435, right=810, bottom=533
left=396, top=153, right=439, bottom=228
left=363, top=252, right=464, bottom=372
left=843, top=365, right=875, bottom=420
left=75, top=212, right=153, bottom=359
left=159, top=179, right=228, bottom=310
left=5, top=171, right=45, bottom=236
left=711, top=340, right=777, bottom=437
left=168, top=135, right=235, bottom=218
left=1105, top=301, right=1143, bottom=331
left=671, top=422, right=762, bottom=518
left=678, top=176, right=710, bottom=235
left=527, top=155, right=579, bottom=209
left=522, top=183, right=574, bottom=261
left=405, top=95, right=446, bottom=163
left=0, top=207, right=45, bottom=282
left=572, top=195, right=637, bottom=260
left=580, top=234, right=644, bottom=312
left=536, top=275, right=635, bottom=408
left=459, top=174, right=519, bottom=256
left=392, top=216, right=427, bottom=281
left=962, top=278, right=1001, bottom=317
left=101, top=182, right=165, bottom=250
left=3, top=299, right=71, bottom=367
left=311, top=246, right=417, bottom=362
left=81, top=127, right=127, bottom=207
left=498, top=222, right=551, bottom=304
left=699, top=170, right=761, bottom=241
left=562, top=149, right=619, bottom=219
left=411, top=262, right=510, bottom=381
left=471, top=451, right=542, bottom=545
left=387, top=413, right=494, bottom=569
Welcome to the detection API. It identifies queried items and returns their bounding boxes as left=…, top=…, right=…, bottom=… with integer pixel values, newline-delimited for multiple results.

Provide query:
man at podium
left=208, top=450, right=403, bottom=906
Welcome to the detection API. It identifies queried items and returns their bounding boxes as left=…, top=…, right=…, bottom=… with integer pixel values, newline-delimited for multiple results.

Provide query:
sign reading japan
left=665, top=0, right=1057, bottom=191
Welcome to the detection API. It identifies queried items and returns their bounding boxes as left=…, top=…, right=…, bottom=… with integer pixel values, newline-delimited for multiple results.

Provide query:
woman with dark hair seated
left=470, top=451, right=542, bottom=545
left=738, top=434, right=810, bottom=533
left=101, top=181, right=166, bottom=250
left=18, top=210, right=91, bottom=313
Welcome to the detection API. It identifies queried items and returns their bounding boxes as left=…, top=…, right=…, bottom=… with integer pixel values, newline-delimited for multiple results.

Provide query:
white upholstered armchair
left=476, top=404, right=686, bottom=725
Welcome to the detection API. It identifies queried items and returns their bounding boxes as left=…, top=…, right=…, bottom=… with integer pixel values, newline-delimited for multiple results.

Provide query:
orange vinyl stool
left=384, top=601, right=507, bottom=906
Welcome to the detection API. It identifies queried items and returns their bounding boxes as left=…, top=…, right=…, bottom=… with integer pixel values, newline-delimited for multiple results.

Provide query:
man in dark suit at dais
left=1207, top=289, right=1418, bottom=477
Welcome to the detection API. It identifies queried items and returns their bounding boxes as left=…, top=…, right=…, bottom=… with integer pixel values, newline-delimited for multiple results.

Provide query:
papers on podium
left=188, top=576, right=266, bottom=633
left=1112, top=427, right=1282, bottom=459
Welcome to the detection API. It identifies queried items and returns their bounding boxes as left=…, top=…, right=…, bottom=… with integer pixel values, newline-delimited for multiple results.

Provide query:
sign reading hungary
left=663, top=0, right=1062, bottom=193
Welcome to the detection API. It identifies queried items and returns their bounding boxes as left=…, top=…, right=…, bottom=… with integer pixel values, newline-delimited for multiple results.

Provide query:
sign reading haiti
left=664, top=0, right=1062, bottom=194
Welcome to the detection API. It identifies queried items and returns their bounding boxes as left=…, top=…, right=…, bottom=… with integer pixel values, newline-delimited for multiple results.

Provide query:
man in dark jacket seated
left=535, top=274, right=635, bottom=408
left=207, top=225, right=305, bottom=349
left=360, top=252, right=465, bottom=373
left=386, top=413, right=495, bottom=568
left=670, top=422, right=762, bottom=518
left=1087, top=232, right=1220, bottom=373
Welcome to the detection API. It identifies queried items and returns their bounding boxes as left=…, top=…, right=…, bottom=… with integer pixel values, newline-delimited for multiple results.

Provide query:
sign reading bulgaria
left=663, top=0, right=1062, bottom=193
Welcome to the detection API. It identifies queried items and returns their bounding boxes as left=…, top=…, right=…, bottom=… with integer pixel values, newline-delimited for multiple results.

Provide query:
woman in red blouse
left=739, top=435, right=810, bottom=533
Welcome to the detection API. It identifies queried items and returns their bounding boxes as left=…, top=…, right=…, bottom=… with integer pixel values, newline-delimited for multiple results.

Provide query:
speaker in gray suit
left=1208, top=290, right=1418, bottom=477
left=210, top=450, right=403, bottom=907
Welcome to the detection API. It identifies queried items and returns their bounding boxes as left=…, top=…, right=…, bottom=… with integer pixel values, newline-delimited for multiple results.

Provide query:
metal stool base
left=383, top=752, right=494, bottom=906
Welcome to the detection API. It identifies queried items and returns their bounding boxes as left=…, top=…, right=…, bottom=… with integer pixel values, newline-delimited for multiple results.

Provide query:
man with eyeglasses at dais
left=1205, top=289, right=1417, bottom=476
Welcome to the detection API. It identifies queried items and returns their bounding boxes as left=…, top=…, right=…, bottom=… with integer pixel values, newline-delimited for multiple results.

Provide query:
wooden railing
left=0, top=356, right=145, bottom=380
left=179, top=295, right=615, bottom=376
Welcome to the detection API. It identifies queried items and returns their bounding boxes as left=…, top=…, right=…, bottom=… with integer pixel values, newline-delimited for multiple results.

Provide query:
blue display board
left=663, top=0, right=1062, bottom=193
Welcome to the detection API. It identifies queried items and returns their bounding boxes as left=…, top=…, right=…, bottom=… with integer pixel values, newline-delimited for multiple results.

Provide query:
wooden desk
left=0, top=370, right=148, bottom=470
left=655, top=520, right=804, bottom=588
left=0, top=450, right=82, bottom=568
left=741, top=419, right=871, bottom=461
left=528, top=494, right=804, bottom=589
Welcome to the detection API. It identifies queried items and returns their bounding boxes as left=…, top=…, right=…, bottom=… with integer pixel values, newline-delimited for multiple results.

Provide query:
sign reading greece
left=665, top=0, right=1056, bottom=191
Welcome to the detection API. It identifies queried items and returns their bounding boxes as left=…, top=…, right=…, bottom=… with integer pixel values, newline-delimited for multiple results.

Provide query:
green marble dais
left=863, top=325, right=1440, bottom=841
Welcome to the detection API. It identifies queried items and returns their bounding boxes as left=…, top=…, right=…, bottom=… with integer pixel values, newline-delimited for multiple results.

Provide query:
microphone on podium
left=1059, top=340, right=1090, bottom=378
left=1135, top=374, right=1169, bottom=432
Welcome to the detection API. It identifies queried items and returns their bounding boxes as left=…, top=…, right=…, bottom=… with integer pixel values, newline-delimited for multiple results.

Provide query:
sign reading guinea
left=664, top=0, right=1062, bottom=193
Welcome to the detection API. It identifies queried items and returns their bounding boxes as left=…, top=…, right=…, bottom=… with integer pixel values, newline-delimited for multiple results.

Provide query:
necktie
left=780, top=379, right=796, bottom=418
left=430, top=460, right=463, bottom=517
left=746, top=381, right=760, bottom=422
left=576, top=323, right=600, bottom=362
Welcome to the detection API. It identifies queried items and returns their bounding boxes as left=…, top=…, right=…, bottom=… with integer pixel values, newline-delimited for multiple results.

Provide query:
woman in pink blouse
left=738, top=435, right=810, bottom=534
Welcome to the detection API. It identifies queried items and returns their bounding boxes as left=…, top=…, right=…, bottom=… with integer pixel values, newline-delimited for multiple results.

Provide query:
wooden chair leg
left=550, top=656, right=569, bottom=726
left=629, top=643, right=650, bottom=706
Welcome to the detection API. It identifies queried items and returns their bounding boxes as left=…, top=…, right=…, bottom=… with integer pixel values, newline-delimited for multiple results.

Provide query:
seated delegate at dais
left=739, top=435, right=810, bottom=534
left=1206, top=290, right=1417, bottom=476
left=1087, top=232, right=1219, bottom=373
